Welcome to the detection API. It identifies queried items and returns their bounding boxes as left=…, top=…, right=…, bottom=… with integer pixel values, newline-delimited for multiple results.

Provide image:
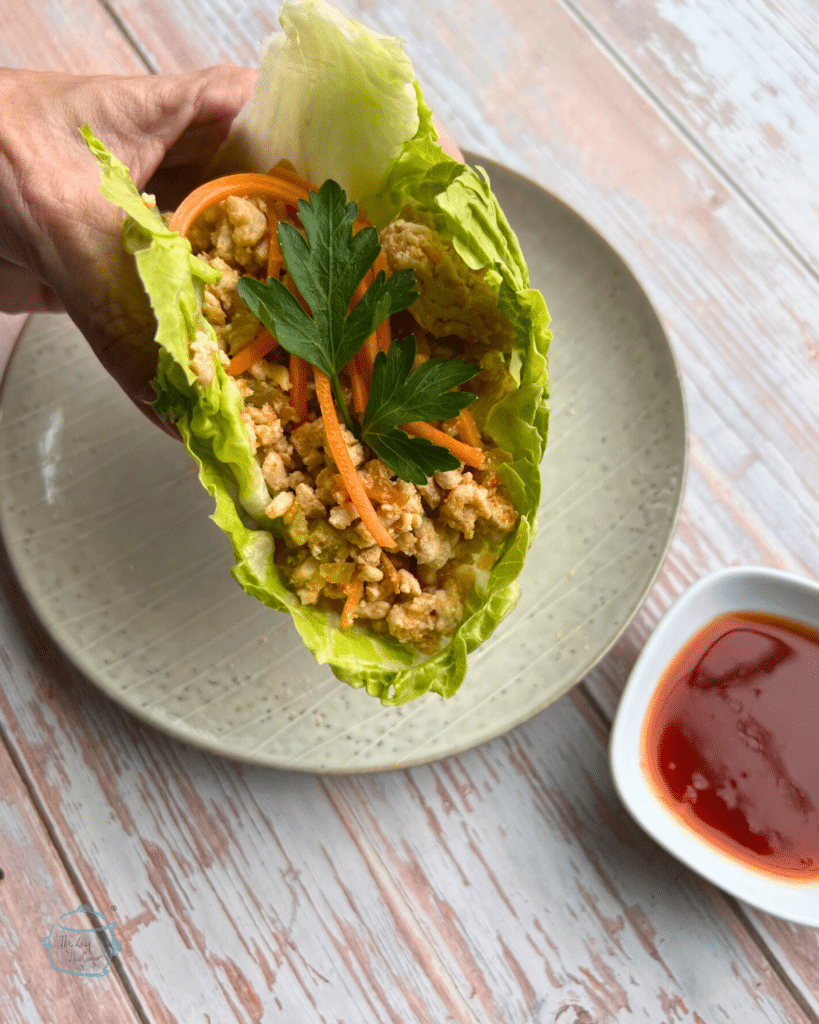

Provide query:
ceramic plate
left=0, top=158, right=687, bottom=772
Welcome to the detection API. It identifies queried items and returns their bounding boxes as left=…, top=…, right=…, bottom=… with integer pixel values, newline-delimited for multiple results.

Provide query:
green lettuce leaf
left=212, top=0, right=419, bottom=202
left=84, top=0, right=550, bottom=704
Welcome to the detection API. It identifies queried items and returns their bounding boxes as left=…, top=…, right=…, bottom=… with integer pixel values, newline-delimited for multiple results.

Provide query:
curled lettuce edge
left=82, top=99, right=550, bottom=706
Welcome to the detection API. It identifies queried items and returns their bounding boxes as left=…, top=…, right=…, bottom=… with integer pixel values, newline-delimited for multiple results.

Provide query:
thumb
left=110, top=65, right=258, bottom=192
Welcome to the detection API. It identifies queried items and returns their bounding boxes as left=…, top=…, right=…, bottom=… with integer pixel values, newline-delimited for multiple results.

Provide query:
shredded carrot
left=290, top=354, right=308, bottom=423
left=375, top=318, right=391, bottom=355
left=380, top=552, right=402, bottom=593
left=339, top=570, right=363, bottom=630
left=345, top=231, right=381, bottom=373
left=346, top=269, right=377, bottom=395
left=362, top=329, right=380, bottom=371
left=314, top=369, right=396, bottom=549
left=347, top=358, right=367, bottom=416
left=266, top=163, right=317, bottom=192
left=350, top=273, right=369, bottom=306
left=456, top=408, right=482, bottom=448
left=353, top=348, right=372, bottom=390
left=226, top=328, right=278, bottom=377
left=373, top=253, right=393, bottom=353
left=167, top=173, right=311, bottom=238
left=401, top=421, right=485, bottom=469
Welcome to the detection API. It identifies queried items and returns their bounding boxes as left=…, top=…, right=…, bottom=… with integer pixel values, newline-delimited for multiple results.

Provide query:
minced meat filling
left=185, top=193, right=518, bottom=654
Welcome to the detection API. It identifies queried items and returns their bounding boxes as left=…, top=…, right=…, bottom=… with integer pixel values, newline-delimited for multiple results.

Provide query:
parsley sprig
left=362, top=336, right=479, bottom=484
left=236, top=179, right=479, bottom=483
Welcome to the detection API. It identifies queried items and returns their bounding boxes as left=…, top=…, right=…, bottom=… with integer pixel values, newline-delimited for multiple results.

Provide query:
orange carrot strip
left=363, top=321, right=381, bottom=370
left=351, top=277, right=368, bottom=305
left=347, top=215, right=382, bottom=373
left=380, top=552, right=402, bottom=593
left=361, top=287, right=381, bottom=371
left=266, top=163, right=317, bottom=191
left=339, top=570, right=363, bottom=630
left=290, top=354, right=308, bottom=424
left=314, top=369, right=395, bottom=549
left=346, top=270, right=378, bottom=387
left=401, top=421, right=485, bottom=469
left=373, top=253, right=393, bottom=353
left=226, top=328, right=279, bottom=377
left=375, top=318, right=391, bottom=356
left=168, top=174, right=311, bottom=238
left=373, top=251, right=389, bottom=277
left=346, top=358, right=367, bottom=416
left=456, top=408, right=482, bottom=448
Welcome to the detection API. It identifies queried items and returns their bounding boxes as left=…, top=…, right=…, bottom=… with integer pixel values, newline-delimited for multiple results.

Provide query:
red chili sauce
left=643, top=611, right=819, bottom=879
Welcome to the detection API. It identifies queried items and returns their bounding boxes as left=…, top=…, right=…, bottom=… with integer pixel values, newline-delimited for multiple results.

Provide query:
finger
left=158, top=65, right=258, bottom=169
left=0, top=258, right=65, bottom=314
left=119, top=65, right=258, bottom=190
left=109, top=66, right=258, bottom=212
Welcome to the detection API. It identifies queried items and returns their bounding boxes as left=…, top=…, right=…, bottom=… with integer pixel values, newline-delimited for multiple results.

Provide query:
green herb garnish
left=362, top=336, right=478, bottom=484
left=236, top=179, right=479, bottom=483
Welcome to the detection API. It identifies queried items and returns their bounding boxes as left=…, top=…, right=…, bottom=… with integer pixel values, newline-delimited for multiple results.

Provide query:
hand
left=0, top=66, right=256, bottom=415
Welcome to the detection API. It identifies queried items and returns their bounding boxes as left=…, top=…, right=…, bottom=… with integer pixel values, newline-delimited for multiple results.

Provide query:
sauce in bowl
left=643, top=611, right=819, bottom=879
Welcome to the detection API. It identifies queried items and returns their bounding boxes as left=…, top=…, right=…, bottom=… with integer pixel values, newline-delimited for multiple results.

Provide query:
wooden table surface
left=2, top=1, right=819, bottom=1021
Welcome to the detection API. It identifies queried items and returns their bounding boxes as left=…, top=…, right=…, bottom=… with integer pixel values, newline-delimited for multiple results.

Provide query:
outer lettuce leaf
left=85, top=0, right=550, bottom=704
left=213, top=0, right=419, bottom=203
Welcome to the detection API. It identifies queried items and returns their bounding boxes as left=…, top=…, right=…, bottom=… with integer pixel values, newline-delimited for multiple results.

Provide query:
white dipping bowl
left=609, top=565, right=819, bottom=924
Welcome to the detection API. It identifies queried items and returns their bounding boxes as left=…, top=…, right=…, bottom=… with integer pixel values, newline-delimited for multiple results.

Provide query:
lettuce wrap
left=84, top=0, right=550, bottom=705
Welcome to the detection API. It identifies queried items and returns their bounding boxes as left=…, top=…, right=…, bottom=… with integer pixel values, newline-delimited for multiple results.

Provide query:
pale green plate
left=0, top=158, right=686, bottom=772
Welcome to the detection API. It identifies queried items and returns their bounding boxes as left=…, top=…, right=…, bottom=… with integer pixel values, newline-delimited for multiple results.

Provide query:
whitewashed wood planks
left=562, top=0, right=819, bottom=278
left=0, top=578, right=476, bottom=1022
left=0, top=668, right=140, bottom=1022
left=1, top=564, right=816, bottom=1022
left=0, top=0, right=146, bottom=72
left=1, top=0, right=819, bottom=1020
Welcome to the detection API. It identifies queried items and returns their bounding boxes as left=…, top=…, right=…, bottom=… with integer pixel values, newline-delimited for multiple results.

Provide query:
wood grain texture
left=0, top=723, right=139, bottom=1023
left=1, top=561, right=816, bottom=1023
left=0, top=0, right=146, bottom=72
left=561, top=0, right=819, bottom=275
left=0, top=567, right=490, bottom=1023
left=1, top=0, right=819, bottom=1020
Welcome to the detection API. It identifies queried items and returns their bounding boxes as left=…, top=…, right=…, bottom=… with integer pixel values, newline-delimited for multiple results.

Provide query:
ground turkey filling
left=183, top=193, right=519, bottom=654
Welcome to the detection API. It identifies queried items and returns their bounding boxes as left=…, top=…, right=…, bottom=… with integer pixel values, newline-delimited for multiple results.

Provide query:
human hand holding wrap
left=0, top=66, right=256, bottom=414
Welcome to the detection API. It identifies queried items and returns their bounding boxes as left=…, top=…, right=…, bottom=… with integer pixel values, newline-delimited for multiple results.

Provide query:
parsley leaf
left=236, top=180, right=481, bottom=485
left=236, top=179, right=416, bottom=432
left=362, top=336, right=480, bottom=484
